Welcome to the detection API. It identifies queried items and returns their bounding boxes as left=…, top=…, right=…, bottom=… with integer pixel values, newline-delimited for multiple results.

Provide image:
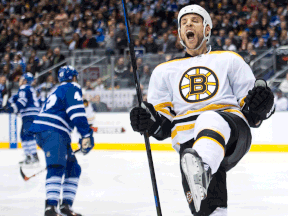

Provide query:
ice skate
left=19, top=155, right=32, bottom=165
left=45, top=205, right=61, bottom=216
left=31, top=153, right=40, bottom=167
left=60, top=203, right=82, bottom=216
left=180, top=148, right=212, bottom=212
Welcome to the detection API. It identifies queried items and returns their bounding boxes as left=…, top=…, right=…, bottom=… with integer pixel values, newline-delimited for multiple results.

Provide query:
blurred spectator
left=83, top=99, right=95, bottom=126
left=63, top=33, right=81, bottom=51
left=51, top=47, right=65, bottom=78
left=83, top=80, right=94, bottom=91
left=279, top=72, right=288, bottom=94
left=13, top=53, right=26, bottom=74
left=255, top=38, right=267, bottom=51
left=274, top=89, right=288, bottom=111
left=0, top=29, right=8, bottom=53
left=145, top=37, right=158, bottom=54
left=0, top=75, right=7, bottom=107
left=37, top=74, right=57, bottom=95
left=158, top=20, right=169, bottom=36
left=1, top=54, right=12, bottom=69
left=280, top=30, right=288, bottom=45
left=10, top=64, right=23, bottom=82
left=115, top=22, right=128, bottom=54
left=228, top=31, right=239, bottom=49
left=81, top=29, right=98, bottom=49
left=223, top=38, right=237, bottom=51
left=136, top=58, right=144, bottom=75
left=104, top=30, right=116, bottom=55
left=33, top=36, right=47, bottom=51
left=10, top=35, right=23, bottom=52
left=96, top=28, right=105, bottom=46
left=271, top=38, right=280, bottom=48
left=114, top=57, right=128, bottom=79
left=158, top=33, right=175, bottom=54
left=91, top=95, right=108, bottom=112
left=1, top=64, right=12, bottom=77
left=95, top=78, right=105, bottom=91
left=252, top=29, right=263, bottom=48
left=140, top=65, right=151, bottom=89
left=21, top=23, right=33, bottom=37
left=247, top=43, right=257, bottom=56
left=38, top=55, right=51, bottom=72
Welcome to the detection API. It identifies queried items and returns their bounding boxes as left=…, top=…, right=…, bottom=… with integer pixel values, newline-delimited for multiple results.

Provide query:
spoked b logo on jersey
left=179, top=67, right=219, bottom=103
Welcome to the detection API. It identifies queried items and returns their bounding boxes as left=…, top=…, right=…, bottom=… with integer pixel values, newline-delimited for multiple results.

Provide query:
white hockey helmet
left=178, top=5, right=213, bottom=50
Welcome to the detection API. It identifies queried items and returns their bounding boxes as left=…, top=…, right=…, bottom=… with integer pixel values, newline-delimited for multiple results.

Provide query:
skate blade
left=181, top=154, right=202, bottom=212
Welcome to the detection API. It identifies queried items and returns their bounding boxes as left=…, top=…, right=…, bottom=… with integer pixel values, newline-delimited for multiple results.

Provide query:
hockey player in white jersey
left=130, top=5, right=275, bottom=216
left=29, top=66, right=94, bottom=216
left=0, top=73, right=41, bottom=165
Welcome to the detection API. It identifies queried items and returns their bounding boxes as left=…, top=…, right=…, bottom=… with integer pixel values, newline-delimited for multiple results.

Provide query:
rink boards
left=0, top=112, right=288, bottom=152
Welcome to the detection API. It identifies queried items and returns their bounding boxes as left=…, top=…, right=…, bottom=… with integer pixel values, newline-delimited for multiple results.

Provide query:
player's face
left=180, top=14, right=205, bottom=50
left=72, top=76, right=78, bottom=83
left=19, top=77, right=26, bottom=86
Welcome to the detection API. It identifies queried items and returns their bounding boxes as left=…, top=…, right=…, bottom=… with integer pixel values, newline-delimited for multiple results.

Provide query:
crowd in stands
left=0, top=0, right=288, bottom=111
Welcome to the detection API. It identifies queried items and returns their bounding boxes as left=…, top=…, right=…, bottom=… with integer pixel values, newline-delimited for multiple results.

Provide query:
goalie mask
left=178, top=5, right=213, bottom=51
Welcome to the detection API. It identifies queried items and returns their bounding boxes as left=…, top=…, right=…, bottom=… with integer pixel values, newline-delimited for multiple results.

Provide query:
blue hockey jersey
left=29, top=82, right=90, bottom=138
left=11, top=85, right=41, bottom=118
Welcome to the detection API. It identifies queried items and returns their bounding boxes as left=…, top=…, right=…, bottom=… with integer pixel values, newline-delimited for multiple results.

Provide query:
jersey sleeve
left=228, top=54, right=255, bottom=109
left=64, top=86, right=90, bottom=137
left=147, top=66, right=175, bottom=121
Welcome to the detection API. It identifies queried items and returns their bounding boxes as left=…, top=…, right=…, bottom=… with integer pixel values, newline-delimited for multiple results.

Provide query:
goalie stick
left=20, top=149, right=81, bottom=181
left=120, top=1, right=162, bottom=215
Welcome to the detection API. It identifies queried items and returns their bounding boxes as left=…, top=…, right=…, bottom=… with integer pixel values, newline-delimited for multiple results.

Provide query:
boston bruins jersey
left=147, top=51, right=255, bottom=152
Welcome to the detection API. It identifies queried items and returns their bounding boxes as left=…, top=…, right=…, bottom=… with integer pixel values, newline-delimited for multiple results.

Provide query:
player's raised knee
left=194, top=111, right=231, bottom=144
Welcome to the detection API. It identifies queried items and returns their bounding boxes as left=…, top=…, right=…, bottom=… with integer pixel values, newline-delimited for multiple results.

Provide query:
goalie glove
left=79, top=129, right=94, bottom=155
left=242, top=79, right=275, bottom=127
left=130, top=101, right=162, bottom=135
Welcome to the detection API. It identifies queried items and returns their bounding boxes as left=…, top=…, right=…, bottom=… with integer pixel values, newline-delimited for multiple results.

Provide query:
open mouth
left=186, top=31, right=195, bottom=42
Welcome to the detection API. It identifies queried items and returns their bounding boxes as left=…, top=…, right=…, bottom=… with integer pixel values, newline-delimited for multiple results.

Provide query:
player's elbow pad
left=151, top=115, right=172, bottom=140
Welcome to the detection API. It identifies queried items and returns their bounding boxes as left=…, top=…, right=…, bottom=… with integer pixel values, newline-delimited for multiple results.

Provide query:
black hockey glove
left=242, top=79, right=275, bottom=127
left=130, top=101, right=162, bottom=135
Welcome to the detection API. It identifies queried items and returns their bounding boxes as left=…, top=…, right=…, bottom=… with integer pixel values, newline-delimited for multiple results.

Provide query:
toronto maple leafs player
left=29, top=66, right=94, bottom=216
left=0, top=73, right=41, bottom=165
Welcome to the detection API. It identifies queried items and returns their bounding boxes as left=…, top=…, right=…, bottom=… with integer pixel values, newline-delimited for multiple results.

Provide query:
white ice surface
left=0, top=150, right=288, bottom=216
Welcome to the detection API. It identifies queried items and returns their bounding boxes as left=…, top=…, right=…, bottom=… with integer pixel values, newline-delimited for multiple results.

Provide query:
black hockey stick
left=120, top=1, right=162, bottom=215
left=20, top=149, right=81, bottom=181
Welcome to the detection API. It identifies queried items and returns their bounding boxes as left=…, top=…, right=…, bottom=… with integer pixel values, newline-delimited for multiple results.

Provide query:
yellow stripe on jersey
left=154, top=102, right=174, bottom=118
left=239, top=97, right=246, bottom=108
left=171, top=123, right=195, bottom=139
left=155, top=57, right=191, bottom=69
left=194, top=136, right=225, bottom=153
left=154, top=102, right=174, bottom=110
left=223, top=109, right=247, bottom=120
left=208, top=51, right=244, bottom=60
left=174, top=104, right=238, bottom=119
